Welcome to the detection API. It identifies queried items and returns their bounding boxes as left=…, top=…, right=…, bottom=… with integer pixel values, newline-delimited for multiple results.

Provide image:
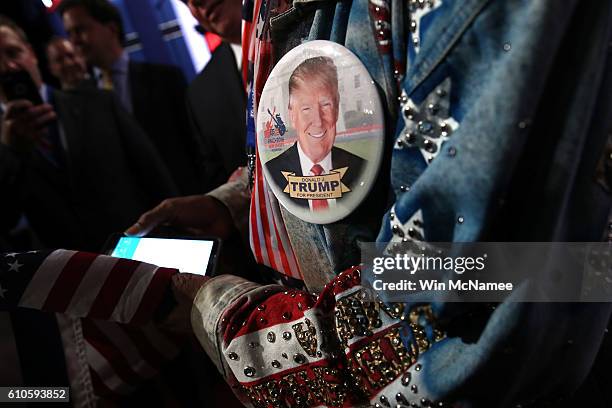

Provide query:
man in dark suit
left=265, top=56, right=365, bottom=211
left=266, top=144, right=365, bottom=210
left=186, top=42, right=246, bottom=193
left=0, top=16, right=177, bottom=251
left=59, top=0, right=204, bottom=195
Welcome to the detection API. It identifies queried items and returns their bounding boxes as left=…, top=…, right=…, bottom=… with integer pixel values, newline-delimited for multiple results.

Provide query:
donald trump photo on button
left=265, top=56, right=366, bottom=212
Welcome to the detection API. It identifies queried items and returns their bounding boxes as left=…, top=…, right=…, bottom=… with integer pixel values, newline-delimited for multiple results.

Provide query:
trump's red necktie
left=310, top=164, right=329, bottom=211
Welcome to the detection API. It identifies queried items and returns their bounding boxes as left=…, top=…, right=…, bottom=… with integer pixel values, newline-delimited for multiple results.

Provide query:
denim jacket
left=193, top=0, right=612, bottom=406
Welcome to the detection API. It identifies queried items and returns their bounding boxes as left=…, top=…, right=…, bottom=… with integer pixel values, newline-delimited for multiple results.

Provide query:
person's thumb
left=125, top=200, right=175, bottom=236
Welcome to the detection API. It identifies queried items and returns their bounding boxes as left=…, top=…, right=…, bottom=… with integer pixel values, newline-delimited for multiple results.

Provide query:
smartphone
left=103, top=233, right=220, bottom=276
left=0, top=70, right=43, bottom=105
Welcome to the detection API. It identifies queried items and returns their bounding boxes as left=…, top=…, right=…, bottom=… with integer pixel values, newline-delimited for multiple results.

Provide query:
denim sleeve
left=194, top=0, right=612, bottom=406
left=379, top=0, right=612, bottom=406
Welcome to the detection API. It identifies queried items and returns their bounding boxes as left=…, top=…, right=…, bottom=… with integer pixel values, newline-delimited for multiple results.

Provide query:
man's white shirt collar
left=296, top=141, right=336, bottom=210
left=296, top=141, right=333, bottom=176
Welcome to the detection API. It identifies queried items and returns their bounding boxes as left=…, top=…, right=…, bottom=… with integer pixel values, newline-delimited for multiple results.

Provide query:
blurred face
left=289, top=80, right=339, bottom=164
left=47, top=39, right=86, bottom=88
left=62, top=5, right=120, bottom=68
left=187, top=0, right=242, bottom=44
left=0, top=26, right=42, bottom=98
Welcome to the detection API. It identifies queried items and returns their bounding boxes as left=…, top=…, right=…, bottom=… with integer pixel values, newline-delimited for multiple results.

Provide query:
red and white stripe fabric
left=16, top=250, right=174, bottom=325
left=244, top=0, right=302, bottom=280
left=249, top=152, right=301, bottom=278
left=193, top=267, right=444, bottom=407
left=1, top=250, right=180, bottom=399
left=82, top=320, right=180, bottom=398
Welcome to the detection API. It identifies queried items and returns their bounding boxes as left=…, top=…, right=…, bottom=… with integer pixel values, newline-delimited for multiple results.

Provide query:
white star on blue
left=7, top=260, right=23, bottom=272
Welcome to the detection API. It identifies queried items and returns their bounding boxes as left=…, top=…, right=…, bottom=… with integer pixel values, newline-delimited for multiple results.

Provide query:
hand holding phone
left=0, top=70, right=44, bottom=105
left=0, top=70, right=56, bottom=151
left=125, top=195, right=235, bottom=240
left=1, top=100, right=56, bottom=151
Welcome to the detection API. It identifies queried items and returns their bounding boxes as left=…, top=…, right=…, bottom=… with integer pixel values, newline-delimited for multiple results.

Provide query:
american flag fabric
left=0, top=250, right=181, bottom=402
left=244, top=0, right=303, bottom=281
left=194, top=267, right=447, bottom=407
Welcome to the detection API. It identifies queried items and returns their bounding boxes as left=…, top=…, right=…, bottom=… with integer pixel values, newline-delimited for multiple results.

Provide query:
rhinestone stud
left=402, top=372, right=412, bottom=386
left=293, top=353, right=306, bottom=364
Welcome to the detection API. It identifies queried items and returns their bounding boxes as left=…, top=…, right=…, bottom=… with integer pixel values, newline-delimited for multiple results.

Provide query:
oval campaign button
left=257, top=40, right=384, bottom=224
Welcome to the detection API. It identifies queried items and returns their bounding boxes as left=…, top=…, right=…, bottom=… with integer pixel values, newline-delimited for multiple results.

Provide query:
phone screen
left=111, top=236, right=215, bottom=275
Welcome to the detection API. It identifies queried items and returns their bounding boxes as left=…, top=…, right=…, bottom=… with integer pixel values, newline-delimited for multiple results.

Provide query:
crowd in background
left=0, top=0, right=249, bottom=405
left=1, top=1, right=611, bottom=407
left=0, top=0, right=246, bottom=255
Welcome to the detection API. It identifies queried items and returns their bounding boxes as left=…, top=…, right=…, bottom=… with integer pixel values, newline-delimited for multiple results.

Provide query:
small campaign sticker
left=257, top=40, right=384, bottom=224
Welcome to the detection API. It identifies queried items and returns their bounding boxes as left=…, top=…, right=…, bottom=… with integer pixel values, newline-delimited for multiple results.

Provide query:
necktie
left=310, top=164, right=329, bottom=211
left=100, top=70, right=114, bottom=90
